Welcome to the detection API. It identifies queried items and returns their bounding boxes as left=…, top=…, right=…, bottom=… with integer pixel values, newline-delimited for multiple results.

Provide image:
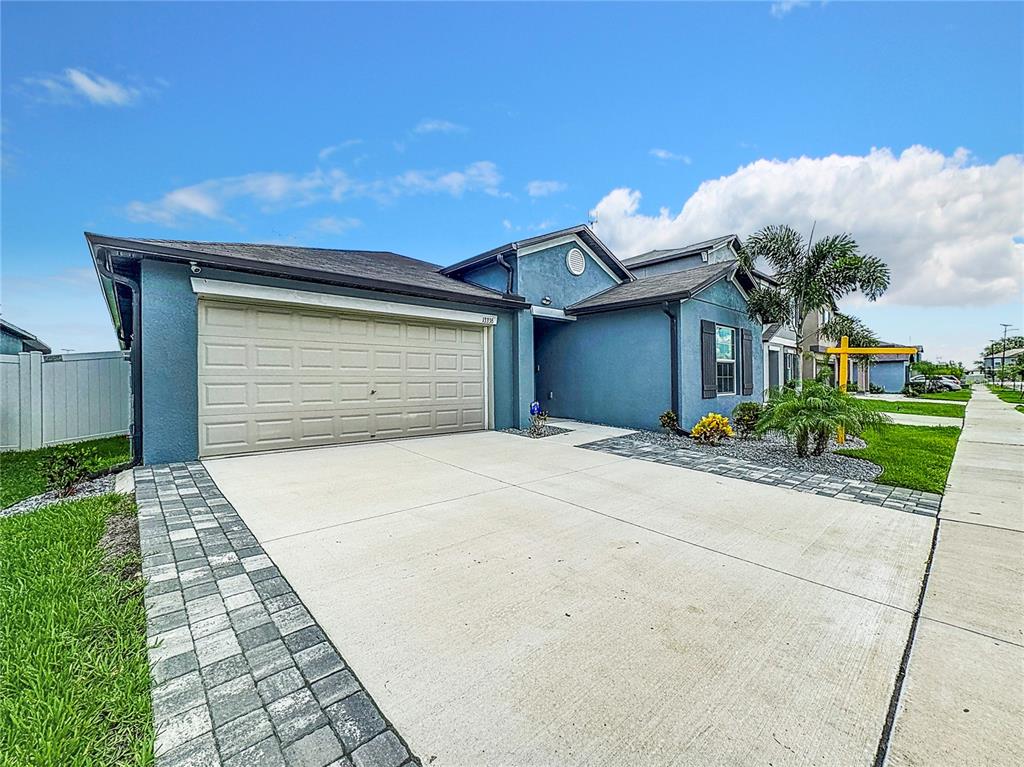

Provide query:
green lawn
left=861, top=399, right=965, bottom=419
left=987, top=384, right=1024, bottom=406
left=0, top=436, right=131, bottom=509
left=837, top=424, right=960, bottom=494
left=917, top=388, right=972, bottom=402
left=0, top=494, right=153, bottom=766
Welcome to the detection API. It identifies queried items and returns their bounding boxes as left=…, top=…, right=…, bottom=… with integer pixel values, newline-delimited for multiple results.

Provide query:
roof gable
left=441, top=224, right=633, bottom=282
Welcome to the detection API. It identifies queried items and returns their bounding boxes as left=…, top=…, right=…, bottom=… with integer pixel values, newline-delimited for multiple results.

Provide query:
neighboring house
left=763, top=322, right=800, bottom=390
left=87, top=226, right=765, bottom=464
left=850, top=344, right=923, bottom=392
left=983, top=347, right=1024, bottom=374
left=0, top=319, right=51, bottom=355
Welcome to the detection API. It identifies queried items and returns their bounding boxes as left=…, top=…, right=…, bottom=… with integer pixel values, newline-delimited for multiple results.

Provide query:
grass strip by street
left=0, top=435, right=131, bottom=509
left=861, top=399, right=966, bottom=419
left=987, top=384, right=1024, bottom=408
left=917, top=388, right=971, bottom=402
left=0, top=493, right=154, bottom=767
left=837, top=423, right=960, bottom=495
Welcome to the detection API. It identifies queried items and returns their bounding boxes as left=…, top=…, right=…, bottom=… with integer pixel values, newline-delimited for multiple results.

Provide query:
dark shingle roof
left=85, top=234, right=525, bottom=308
left=622, top=235, right=739, bottom=268
left=567, top=261, right=737, bottom=314
left=0, top=319, right=51, bottom=353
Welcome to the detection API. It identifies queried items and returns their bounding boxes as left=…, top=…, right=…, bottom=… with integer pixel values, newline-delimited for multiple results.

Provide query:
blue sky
left=2, top=1, right=1022, bottom=362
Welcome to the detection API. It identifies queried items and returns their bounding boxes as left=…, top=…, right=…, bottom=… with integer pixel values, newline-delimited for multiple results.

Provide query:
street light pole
left=998, top=323, right=1016, bottom=387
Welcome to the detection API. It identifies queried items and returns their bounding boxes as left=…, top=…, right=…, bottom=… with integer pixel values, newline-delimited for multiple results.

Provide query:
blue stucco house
left=0, top=319, right=51, bottom=355
left=87, top=226, right=765, bottom=464
left=850, top=343, right=922, bottom=392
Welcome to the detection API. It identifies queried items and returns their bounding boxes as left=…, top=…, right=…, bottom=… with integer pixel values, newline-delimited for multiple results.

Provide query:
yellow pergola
left=826, top=335, right=919, bottom=443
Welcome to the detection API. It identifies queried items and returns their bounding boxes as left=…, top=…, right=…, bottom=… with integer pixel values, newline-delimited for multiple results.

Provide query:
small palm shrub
left=731, top=402, right=763, bottom=438
left=691, top=413, right=733, bottom=445
left=42, top=443, right=99, bottom=497
left=869, top=383, right=885, bottom=394
left=756, top=381, right=890, bottom=457
left=659, top=410, right=679, bottom=432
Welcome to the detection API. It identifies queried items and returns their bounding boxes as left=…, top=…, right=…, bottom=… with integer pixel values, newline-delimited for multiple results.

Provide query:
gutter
left=661, top=301, right=681, bottom=419
left=94, top=247, right=143, bottom=465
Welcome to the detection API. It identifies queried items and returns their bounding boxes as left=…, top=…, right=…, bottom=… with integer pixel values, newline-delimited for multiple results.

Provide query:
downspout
left=662, top=301, right=682, bottom=431
left=497, top=247, right=523, bottom=424
left=495, top=245, right=517, bottom=296
left=96, top=248, right=143, bottom=465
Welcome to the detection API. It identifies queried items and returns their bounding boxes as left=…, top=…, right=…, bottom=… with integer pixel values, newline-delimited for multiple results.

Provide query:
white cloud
left=650, top=148, right=692, bottom=164
left=413, top=118, right=467, bottom=135
left=24, top=68, right=142, bottom=106
left=771, top=1, right=811, bottom=18
left=309, top=215, right=361, bottom=234
left=590, top=146, right=1024, bottom=307
left=393, top=161, right=502, bottom=197
left=125, top=161, right=504, bottom=224
left=526, top=179, right=567, bottom=197
left=318, top=139, right=363, bottom=161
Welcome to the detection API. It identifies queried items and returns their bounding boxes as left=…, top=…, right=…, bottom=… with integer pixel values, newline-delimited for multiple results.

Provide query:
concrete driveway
left=205, top=426, right=934, bottom=766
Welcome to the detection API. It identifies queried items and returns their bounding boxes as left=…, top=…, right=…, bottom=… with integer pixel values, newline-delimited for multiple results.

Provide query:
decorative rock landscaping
left=579, top=433, right=942, bottom=517
left=623, top=429, right=881, bottom=481
left=135, top=462, right=418, bottom=767
left=501, top=425, right=573, bottom=439
left=0, top=475, right=116, bottom=519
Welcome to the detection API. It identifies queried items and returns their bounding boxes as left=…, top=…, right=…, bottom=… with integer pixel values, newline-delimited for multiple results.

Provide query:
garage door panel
left=198, top=299, right=488, bottom=456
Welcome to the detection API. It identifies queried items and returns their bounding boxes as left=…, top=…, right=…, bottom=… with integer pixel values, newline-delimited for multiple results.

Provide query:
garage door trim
left=191, top=277, right=498, bottom=327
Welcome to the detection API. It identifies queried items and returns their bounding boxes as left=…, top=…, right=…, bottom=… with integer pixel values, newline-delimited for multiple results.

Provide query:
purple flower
left=529, top=401, right=542, bottom=416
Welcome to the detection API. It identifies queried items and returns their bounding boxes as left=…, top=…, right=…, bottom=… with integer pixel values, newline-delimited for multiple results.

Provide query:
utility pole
left=998, top=323, right=1016, bottom=387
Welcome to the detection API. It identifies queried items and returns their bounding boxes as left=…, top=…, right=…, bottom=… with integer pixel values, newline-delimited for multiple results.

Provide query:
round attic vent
left=566, top=247, right=586, bottom=276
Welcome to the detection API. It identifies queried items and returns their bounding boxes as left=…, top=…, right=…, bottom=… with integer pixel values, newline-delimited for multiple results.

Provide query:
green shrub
left=659, top=410, right=679, bottom=432
left=731, top=402, right=764, bottom=438
left=41, top=444, right=98, bottom=497
left=757, top=381, right=891, bottom=457
left=869, top=383, right=885, bottom=393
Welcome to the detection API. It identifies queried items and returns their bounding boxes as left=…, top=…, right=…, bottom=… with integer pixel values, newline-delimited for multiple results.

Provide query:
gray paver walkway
left=885, top=386, right=1023, bottom=766
left=136, top=462, right=418, bottom=767
left=578, top=434, right=943, bottom=516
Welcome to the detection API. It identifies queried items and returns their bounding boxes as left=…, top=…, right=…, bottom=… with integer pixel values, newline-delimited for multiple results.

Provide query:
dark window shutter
left=741, top=328, right=754, bottom=395
left=701, top=320, right=716, bottom=399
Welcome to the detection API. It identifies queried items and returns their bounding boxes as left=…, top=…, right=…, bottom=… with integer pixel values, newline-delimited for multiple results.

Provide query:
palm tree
left=757, top=381, right=891, bottom=457
left=738, top=224, right=891, bottom=354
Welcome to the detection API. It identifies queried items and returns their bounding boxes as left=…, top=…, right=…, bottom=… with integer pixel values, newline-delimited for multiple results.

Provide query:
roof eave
left=567, top=291, right=693, bottom=316
left=86, top=233, right=527, bottom=311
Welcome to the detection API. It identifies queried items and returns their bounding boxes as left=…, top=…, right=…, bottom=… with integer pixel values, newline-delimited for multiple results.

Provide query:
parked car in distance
left=909, top=374, right=960, bottom=392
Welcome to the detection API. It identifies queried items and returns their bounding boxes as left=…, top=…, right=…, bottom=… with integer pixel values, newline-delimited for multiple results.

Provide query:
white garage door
left=197, top=298, right=489, bottom=457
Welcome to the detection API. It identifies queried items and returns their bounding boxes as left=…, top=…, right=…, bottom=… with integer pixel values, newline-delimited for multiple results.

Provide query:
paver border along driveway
left=204, top=426, right=937, bottom=767
left=136, top=463, right=417, bottom=767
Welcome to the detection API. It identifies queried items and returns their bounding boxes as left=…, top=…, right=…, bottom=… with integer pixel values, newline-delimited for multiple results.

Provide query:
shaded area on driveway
left=205, top=425, right=936, bottom=766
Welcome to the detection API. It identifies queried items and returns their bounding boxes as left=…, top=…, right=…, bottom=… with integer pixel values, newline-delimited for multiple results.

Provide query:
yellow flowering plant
left=691, top=413, right=733, bottom=445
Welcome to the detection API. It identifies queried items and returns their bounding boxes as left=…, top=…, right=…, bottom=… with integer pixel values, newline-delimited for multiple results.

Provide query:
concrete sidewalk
left=885, top=386, right=1023, bottom=766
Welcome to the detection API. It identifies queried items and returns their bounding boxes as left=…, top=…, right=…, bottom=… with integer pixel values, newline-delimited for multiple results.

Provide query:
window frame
left=715, top=324, right=737, bottom=396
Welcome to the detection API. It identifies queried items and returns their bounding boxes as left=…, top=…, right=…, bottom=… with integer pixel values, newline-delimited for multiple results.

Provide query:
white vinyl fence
left=0, top=351, right=131, bottom=452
